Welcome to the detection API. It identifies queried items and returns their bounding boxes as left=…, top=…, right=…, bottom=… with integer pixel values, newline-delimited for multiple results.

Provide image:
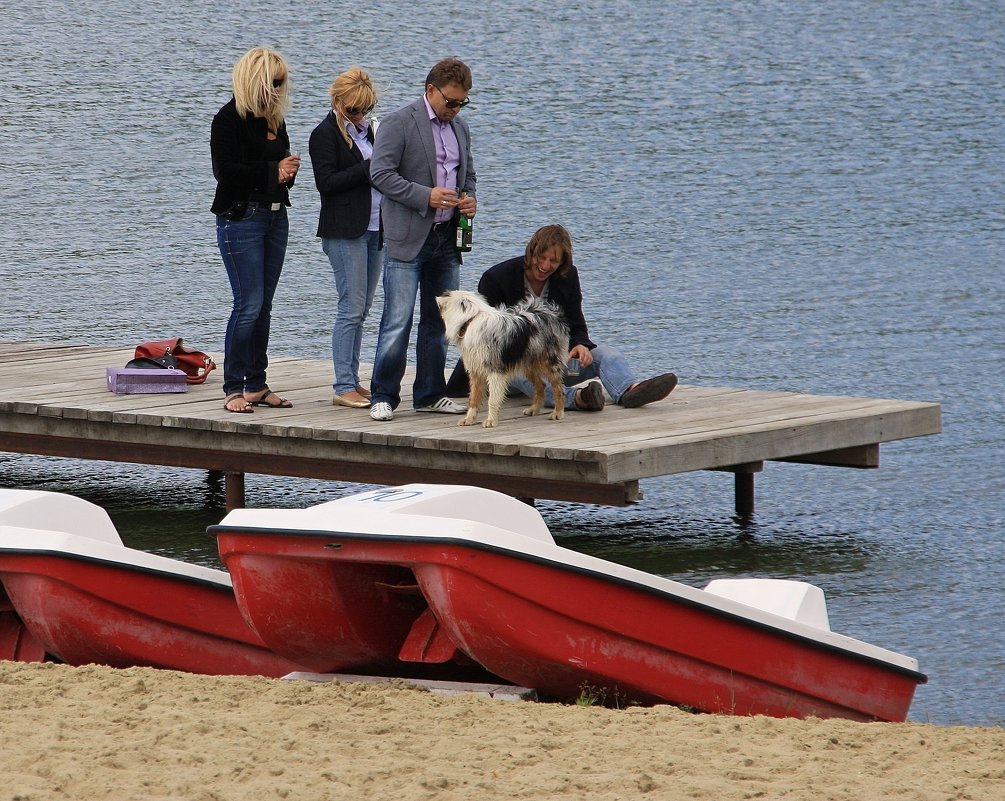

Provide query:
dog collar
left=457, top=312, right=480, bottom=340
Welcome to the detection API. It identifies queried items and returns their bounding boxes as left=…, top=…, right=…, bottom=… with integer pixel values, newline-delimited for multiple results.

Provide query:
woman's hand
left=569, top=344, right=593, bottom=367
left=279, top=153, right=301, bottom=183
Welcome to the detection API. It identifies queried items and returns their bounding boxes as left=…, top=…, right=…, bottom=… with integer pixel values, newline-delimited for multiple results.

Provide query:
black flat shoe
left=575, top=381, right=605, bottom=411
left=620, top=373, right=678, bottom=408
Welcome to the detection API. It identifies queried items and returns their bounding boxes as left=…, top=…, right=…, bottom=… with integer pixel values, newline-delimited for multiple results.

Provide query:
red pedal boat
left=0, top=489, right=307, bottom=677
left=212, top=484, right=926, bottom=721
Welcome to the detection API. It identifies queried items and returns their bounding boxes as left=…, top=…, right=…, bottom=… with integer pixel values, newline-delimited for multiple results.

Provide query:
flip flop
left=224, top=393, right=253, bottom=414
left=246, top=386, right=293, bottom=408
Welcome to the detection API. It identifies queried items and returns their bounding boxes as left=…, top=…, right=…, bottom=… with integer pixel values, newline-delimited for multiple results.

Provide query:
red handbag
left=133, top=338, right=217, bottom=385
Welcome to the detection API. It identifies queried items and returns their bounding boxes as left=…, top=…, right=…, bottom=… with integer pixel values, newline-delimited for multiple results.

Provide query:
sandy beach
left=2, top=662, right=1002, bottom=801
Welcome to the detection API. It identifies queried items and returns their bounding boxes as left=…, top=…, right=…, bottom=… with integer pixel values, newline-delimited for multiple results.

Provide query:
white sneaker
left=415, top=397, right=467, bottom=414
left=369, top=401, right=393, bottom=421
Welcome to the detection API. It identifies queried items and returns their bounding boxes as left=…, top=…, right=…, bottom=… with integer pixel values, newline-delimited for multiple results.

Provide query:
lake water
left=2, top=1, right=1002, bottom=725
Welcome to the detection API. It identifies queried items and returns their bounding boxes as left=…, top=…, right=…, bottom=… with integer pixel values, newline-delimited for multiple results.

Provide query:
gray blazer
left=370, top=97, right=476, bottom=262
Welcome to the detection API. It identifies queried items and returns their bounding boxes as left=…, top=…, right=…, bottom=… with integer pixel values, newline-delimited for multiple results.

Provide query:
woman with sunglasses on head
left=309, top=67, right=383, bottom=409
left=211, top=46, right=300, bottom=414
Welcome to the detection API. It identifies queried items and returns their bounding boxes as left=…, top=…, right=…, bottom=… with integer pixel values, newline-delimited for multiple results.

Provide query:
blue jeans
left=217, top=205, right=288, bottom=396
left=509, top=344, right=638, bottom=408
left=323, top=231, right=381, bottom=395
left=370, top=226, right=460, bottom=409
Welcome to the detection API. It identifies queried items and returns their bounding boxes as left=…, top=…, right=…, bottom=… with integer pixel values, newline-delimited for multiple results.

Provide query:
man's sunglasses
left=432, top=84, right=469, bottom=109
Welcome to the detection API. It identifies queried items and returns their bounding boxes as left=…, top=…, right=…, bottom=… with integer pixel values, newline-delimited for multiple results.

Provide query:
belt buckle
left=270, top=202, right=282, bottom=212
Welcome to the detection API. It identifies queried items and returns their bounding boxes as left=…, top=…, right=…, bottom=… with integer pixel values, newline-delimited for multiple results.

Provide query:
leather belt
left=251, top=202, right=283, bottom=212
left=431, top=220, right=454, bottom=231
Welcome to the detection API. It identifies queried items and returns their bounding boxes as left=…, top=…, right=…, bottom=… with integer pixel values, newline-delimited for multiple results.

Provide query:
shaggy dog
left=437, top=290, right=569, bottom=428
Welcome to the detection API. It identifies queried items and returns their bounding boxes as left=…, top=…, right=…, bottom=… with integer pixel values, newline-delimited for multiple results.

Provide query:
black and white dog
left=437, top=290, right=569, bottom=428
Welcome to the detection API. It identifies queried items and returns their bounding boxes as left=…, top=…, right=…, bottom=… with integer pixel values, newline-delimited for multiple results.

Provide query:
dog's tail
left=506, top=297, right=570, bottom=371
left=508, top=297, right=568, bottom=332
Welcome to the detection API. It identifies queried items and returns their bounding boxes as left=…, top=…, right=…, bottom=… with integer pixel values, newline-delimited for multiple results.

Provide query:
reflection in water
left=0, top=453, right=873, bottom=582
left=558, top=526, right=872, bottom=586
left=538, top=494, right=876, bottom=595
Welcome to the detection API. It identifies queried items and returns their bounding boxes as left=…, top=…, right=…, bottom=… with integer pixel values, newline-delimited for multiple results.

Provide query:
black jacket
left=445, top=256, right=597, bottom=396
left=210, top=97, right=293, bottom=215
left=476, top=257, right=596, bottom=351
left=309, top=111, right=380, bottom=240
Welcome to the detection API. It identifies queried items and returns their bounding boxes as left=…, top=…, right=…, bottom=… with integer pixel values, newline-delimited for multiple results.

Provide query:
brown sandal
left=245, top=386, right=293, bottom=408
left=224, top=393, right=253, bottom=414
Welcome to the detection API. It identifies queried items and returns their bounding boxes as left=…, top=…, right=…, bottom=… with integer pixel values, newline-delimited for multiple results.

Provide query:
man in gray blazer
left=367, top=58, right=477, bottom=421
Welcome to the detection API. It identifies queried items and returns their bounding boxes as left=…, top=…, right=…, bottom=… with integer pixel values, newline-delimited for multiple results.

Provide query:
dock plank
left=0, top=342, right=941, bottom=509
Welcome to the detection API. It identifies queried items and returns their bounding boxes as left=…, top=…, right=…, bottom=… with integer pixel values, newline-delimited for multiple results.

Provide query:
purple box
left=106, top=367, right=188, bottom=394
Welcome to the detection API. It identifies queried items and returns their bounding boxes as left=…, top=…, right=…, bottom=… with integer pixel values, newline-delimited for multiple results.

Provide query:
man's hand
left=429, top=187, right=459, bottom=209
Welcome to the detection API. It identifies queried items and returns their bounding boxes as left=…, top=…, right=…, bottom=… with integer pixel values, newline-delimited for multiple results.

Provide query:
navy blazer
left=210, top=97, right=292, bottom=215
left=309, top=110, right=379, bottom=240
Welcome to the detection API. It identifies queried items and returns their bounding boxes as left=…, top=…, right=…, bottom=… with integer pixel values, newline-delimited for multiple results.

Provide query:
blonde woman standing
left=211, top=47, right=300, bottom=413
left=309, top=68, right=382, bottom=409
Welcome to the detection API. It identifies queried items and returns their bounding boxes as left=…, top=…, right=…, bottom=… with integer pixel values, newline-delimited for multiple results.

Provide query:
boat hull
left=1, top=583, right=46, bottom=662
left=223, top=549, right=427, bottom=672
left=0, top=551, right=307, bottom=677
left=215, top=532, right=923, bottom=721
left=211, top=484, right=924, bottom=720
left=412, top=557, right=918, bottom=720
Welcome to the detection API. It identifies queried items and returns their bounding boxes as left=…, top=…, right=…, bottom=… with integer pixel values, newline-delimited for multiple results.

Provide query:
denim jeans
left=217, top=205, right=288, bottom=396
left=370, top=226, right=460, bottom=409
left=508, top=344, right=638, bottom=408
left=322, top=231, right=381, bottom=395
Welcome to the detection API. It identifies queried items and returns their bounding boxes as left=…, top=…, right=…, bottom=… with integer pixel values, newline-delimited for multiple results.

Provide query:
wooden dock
left=0, top=342, right=941, bottom=515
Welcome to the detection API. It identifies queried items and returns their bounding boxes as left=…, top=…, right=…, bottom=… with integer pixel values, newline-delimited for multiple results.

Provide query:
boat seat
left=0, top=490, right=122, bottom=545
left=257, top=484, right=557, bottom=545
left=703, top=578, right=830, bottom=630
left=377, top=485, right=555, bottom=543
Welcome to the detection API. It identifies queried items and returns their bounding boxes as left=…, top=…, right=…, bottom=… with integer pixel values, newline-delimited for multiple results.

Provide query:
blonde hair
left=329, top=67, right=377, bottom=147
left=232, top=47, right=291, bottom=133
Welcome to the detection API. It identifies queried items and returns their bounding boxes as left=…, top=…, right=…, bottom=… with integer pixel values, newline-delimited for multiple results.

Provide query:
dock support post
left=724, top=462, right=763, bottom=519
left=225, top=472, right=245, bottom=511
left=734, top=472, right=754, bottom=518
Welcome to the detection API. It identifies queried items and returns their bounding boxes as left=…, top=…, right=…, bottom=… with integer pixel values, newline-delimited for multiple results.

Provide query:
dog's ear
left=459, top=297, right=471, bottom=314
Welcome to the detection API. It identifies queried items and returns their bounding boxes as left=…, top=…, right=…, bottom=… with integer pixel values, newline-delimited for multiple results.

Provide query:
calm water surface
left=2, top=1, right=1003, bottom=725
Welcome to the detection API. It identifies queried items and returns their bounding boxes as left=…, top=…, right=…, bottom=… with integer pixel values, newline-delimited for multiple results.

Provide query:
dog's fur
left=437, top=290, right=569, bottom=428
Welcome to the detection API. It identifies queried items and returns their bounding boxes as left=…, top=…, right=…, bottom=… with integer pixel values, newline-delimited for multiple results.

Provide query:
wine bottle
left=455, top=192, right=473, bottom=252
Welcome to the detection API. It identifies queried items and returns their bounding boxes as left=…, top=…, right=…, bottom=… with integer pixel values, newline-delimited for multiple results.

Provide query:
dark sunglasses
left=432, top=84, right=469, bottom=109
left=272, top=77, right=285, bottom=88
left=345, top=105, right=374, bottom=116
